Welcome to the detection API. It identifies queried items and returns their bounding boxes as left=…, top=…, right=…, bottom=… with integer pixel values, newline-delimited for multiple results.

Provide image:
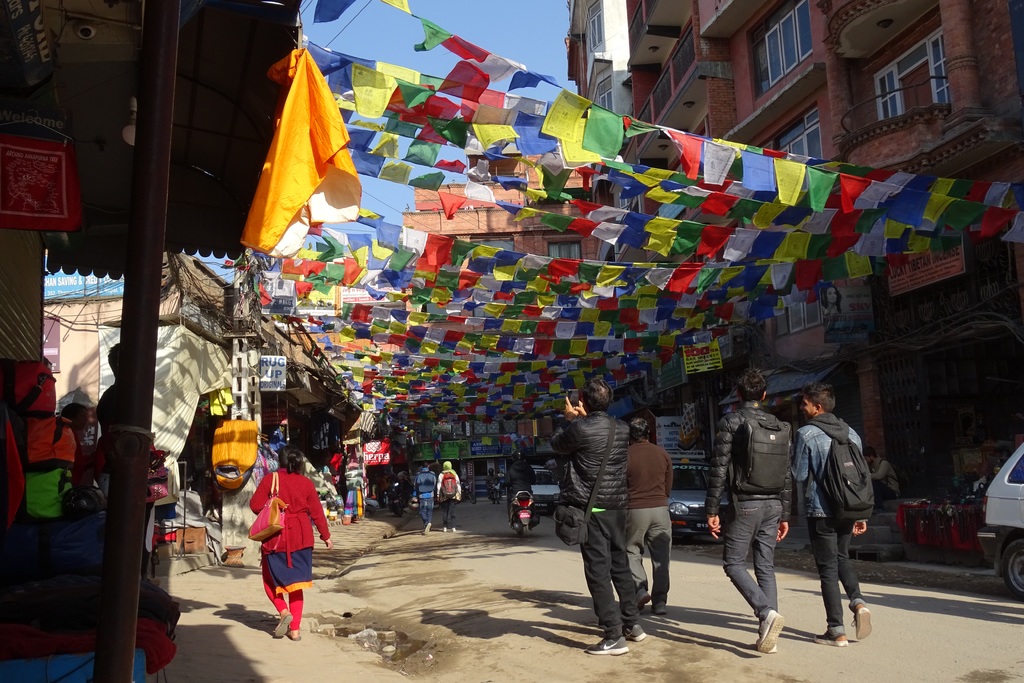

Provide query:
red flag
left=440, top=61, right=490, bottom=103
left=547, top=259, right=579, bottom=280
left=666, top=130, right=702, bottom=180
left=438, top=192, right=466, bottom=219
left=434, top=159, right=467, bottom=173
left=794, top=260, right=823, bottom=292
left=441, top=37, right=490, bottom=62
left=665, top=264, right=701, bottom=293
left=980, top=206, right=1016, bottom=238
left=839, top=174, right=873, bottom=214
left=697, top=225, right=733, bottom=256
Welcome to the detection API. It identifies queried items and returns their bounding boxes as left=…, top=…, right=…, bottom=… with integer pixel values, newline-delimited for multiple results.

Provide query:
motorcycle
left=509, top=490, right=539, bottom=537
left=487, top=482, right=501, bottom=504
left=461, top=481, right=477, bottom=504
left=386, top=479, right=411, bottom=517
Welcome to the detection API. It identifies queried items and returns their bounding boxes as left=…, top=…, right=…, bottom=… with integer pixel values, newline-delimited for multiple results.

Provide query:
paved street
left=163, top=501, right=1024, bottom=682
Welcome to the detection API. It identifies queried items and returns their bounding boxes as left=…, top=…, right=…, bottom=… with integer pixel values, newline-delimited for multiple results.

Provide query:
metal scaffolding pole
left=93, top=1, right=180, bottom=680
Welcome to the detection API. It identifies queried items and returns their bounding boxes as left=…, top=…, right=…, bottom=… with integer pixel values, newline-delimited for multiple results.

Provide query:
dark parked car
left=668, top=461, right=728, bottom=539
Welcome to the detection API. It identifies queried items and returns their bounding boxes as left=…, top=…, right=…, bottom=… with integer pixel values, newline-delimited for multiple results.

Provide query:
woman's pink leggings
left=262, top=561, right=303, bottom=629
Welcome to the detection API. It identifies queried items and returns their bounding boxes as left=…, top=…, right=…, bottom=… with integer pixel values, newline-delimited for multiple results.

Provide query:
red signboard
left=362, top=439, right=391, bottom=465
left=0, top=133, right=81, bottom=231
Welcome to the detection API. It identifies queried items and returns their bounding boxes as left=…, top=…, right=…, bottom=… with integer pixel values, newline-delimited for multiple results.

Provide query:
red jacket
left=250, top=471, right=330, bottom=551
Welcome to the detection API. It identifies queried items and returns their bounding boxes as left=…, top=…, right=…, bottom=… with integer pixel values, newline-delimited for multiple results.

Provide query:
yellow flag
left=421, top=340, right=438, bottom=354
left=562, top=117, right=602, bottom=164
left=481, top=334, right=499, bottom=349
left=472, top=124, right=519, bottom=150
left=501, top=319, right=522, bottom=333
left=718, top=266, right=744, bottom=286
left=846, top=252, right=873, bottom=279
left=644, top=217, right=679, bottom=256
left=377, top=61, right=419, bottom=84
left=495, top=373, right=510, bottom=386
left=923, top=194, right=956, bottom=224
left=713, top=138, right=748, bottom=151
left=380, top=0, right=411, bottom=12
left=338, top=326, right=356, bottom=342
left=542, top=89, right=592, bottom=140
left=483, top=303, right=505, bottom=318
left=370, top=132, right=400, bottom=158
left=470, top=244, right=501, bottom=258
left=570, top=339, right=588, bottom=356
left=514, top=384, right=526, bottom=399
left=408, top=311, right=428, bottom=325
left=595, top=321, right=612, bottom=336
left=352, top=63, right=396, bottom=119
left=774, top=158, right=806, bottom=206
left=645, top=185, right=686, bottom=205
left=777, top=232, right=810, bottom=260
left=884, top=219, right=908, bottom=239
left=597, top=265, right=625, bottom=288
left=493, top=263, right=517, bottom=281
left=907, top=231, right=930, bottom=253
left=752, top=202, right=788, bottom=228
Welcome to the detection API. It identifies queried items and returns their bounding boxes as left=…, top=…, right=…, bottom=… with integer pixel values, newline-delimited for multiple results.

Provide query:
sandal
left=273, top=611, right=293, bottom=638
left=286, top=630, right=302, bottom=642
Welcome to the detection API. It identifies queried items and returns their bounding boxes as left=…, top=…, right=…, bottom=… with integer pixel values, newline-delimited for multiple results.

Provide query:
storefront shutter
left=833, top=380, right=865, bottom=444
left=0, top=230, right=42, bottom=359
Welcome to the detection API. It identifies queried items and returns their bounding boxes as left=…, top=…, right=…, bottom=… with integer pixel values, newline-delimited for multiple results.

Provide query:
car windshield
left=673, top=466, right=708, bottom=490
left=534, top=469, right=558, bottom=485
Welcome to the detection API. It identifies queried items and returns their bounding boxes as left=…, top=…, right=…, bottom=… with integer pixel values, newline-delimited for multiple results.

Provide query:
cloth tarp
left=718, top=364, right=839, bottom=406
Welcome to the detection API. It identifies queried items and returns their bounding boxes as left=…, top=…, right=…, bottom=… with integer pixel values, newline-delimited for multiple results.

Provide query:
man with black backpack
left=706, top=368, right=792, bottom=654
left=793, top=381, right=873, bottom=648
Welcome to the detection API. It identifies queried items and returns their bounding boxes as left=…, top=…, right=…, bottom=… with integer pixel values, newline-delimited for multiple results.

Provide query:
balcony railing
left=629, top=2, right=645, bottom=50
left=671, top=28, right=695, bottom=89
left=840, top=76, right=950, bottom=133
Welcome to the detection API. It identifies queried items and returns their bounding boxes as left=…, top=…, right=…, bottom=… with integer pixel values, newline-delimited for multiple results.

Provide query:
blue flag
left=313, top=0, right=358, bottom=23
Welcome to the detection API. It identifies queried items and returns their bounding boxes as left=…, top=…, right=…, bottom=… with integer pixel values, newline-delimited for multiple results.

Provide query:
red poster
left=362, top=439, right=391, bottom=465
left=0, top=133, right=81, bottom=232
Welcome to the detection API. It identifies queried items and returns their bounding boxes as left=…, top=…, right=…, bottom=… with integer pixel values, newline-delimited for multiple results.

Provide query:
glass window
left=776, top=109, right=821, bottom=159
left=672, top=466, right=709, bottom=490
left=588, top=2, right=604, bottom=49
left=548, top=241, right=582, bottom=259
left=596, top=75, right=613, bottom=110
left=775, top=301, right=823, bottom=336
left=753, top=0, right=813, bottom=95
left=875, top=30, right=948, bottom=119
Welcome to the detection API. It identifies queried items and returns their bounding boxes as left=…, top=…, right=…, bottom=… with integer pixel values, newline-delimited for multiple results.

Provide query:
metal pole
left=93, top=1, right=180, bottom=680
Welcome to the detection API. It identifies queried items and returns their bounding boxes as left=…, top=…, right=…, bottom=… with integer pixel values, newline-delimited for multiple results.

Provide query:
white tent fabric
left=99, top=325, right=231, bottom=499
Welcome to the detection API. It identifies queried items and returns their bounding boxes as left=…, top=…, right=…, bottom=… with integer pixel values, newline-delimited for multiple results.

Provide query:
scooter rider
left=506, top=451, right=536, bottom=516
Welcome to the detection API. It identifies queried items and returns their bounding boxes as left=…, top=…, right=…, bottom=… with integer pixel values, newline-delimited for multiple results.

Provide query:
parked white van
left=978, top=446, right=1024, bottom=600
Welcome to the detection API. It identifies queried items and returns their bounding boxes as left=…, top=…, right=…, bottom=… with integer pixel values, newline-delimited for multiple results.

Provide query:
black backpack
left=819, top=427, right=874, bottom=522
left=734, top=410, right=791, bottom=495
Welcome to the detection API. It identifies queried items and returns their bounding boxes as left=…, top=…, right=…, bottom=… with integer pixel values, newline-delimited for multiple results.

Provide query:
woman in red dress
left=250, top=445, right=333, bottom=641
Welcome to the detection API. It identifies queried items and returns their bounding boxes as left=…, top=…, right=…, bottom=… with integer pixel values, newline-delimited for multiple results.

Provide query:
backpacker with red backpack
left=439, top=471, right=459, bottom=501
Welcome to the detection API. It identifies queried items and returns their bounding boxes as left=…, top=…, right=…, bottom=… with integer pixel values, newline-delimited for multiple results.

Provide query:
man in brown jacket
left=625, top=417, right=674, bottom=615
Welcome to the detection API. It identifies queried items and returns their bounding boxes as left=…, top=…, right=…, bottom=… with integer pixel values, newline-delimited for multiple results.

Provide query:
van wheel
left=1001, top=539, right=1024, bottom=600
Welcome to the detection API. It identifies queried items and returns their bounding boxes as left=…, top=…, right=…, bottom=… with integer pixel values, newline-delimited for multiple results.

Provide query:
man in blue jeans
left=793, top=381, right=872, bottom=647
left=414, top=464, right=437, bottom=534
left=707, top=368, right=792, bottom=654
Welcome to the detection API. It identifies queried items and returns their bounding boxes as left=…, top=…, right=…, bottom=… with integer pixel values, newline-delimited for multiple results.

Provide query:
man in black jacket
left=551, top=377, right=643, bottom=656
left=505, top=451, right=536, bottom=515
left=706, top=368, right=793, bottom=654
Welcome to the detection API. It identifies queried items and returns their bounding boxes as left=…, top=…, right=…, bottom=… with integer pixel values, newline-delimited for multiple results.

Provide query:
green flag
left=404, top=139, right=441, bottom=167
left=408, top=172, right=444, bottom=191
left=397, top=79, right=434, bottom=109
left=806, top=167, right=836, bottom=212
left=414, top=17, right=452, bottom=51
left=582, top=105, right=624, bottom=158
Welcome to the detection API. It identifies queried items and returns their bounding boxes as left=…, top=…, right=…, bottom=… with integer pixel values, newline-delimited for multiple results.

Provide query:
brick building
left=573, top=0, right=1024, bottom=494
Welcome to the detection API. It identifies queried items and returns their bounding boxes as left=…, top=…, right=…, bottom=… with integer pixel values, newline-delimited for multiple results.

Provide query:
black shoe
left=623, top=625, right=647, bottom=642
left=585, top=636, right=629, bottom=655
left=813, top=631, right=849, bottom=647
left=652, top=603, right=667, bottom=616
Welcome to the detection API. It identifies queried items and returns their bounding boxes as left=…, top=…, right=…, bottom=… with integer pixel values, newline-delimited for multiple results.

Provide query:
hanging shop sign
left=261, top=272, right=297, bottom=315
left=259, top=355, right=287, bottom=391
left=0, top=3, right=53, bottom=88
left=657, top=354, right=686, bottom=391
left=682, top=339, right=723, bottom=375
left=822, top=284, right=875, bottom=344
left=0, top=99, right=79, bottom=233
left=469, top=438, right=502, bottom=457
left=363, top=438, right=391, bottom=465
left=888, top=245, right=966, bottom=296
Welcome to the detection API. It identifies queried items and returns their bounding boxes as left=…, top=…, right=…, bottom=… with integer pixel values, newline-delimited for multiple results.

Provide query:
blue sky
left=299, top=0, right=572, bottom=228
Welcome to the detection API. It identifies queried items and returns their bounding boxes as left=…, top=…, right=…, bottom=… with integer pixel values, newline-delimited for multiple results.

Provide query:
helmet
left=62, top=486, right=107, bottom=520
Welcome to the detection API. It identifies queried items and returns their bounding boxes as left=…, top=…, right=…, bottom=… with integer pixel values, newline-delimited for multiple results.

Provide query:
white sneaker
left=756, top=610, right=784, bottom=654
left=423, top=522, right=431, bottom=535
left=443, top=527, right=449, bottom=532
left=450, top=527, right=457, bottom=532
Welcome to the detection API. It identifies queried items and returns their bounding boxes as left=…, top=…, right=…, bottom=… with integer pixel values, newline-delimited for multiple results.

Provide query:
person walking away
left=506, top=451, right=536, bottom=517
left=436, top=461, right=461, bottom=531
left=625, top=417, right=673, bottom=616
left=793, top=381, right=872, bottom=647
left=706, top=368, right=793, bottom=654
left=414, top=464, right=437, bottom=534
left=249, top=445, right=332, bottom=641
left=486, top=468, right=501, bottom=503
left=344, top=458, right=364, bottom=522
left=864, top=447, right=899, bottom=509
left=551, top=378, right=643, bottom=655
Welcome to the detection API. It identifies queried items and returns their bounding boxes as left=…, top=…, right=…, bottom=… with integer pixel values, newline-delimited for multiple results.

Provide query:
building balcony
left=821, top=0, right=938, bottom=58
left=727, top=61, right=826, bottom=144
left=837, top=89, right=1020, bottom=174
left=699, top=0, right=773, bottom=38
left=628, top=0, right=689, bottom=66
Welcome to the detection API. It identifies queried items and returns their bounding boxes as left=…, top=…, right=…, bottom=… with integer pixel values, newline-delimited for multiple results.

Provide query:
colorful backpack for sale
left=212, top=419, right=259, bottom=490
left=1, top=359, right=56, bottom=417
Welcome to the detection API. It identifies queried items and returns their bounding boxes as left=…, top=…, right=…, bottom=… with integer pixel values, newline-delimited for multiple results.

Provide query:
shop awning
left=43, top=2, right=302, bottom=278
left=719, top=364, right=839, bottom=406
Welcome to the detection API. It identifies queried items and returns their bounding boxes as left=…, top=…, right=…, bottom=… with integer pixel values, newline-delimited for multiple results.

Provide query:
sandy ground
left=162, top=503, right=1024, bottom=683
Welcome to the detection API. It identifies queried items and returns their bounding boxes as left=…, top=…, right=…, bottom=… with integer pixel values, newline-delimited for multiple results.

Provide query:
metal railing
left=671, top=27, right=695, bottom=89
left=840, top=76, right=950, bottom=133
left=629, top=2, right=645, bottom=50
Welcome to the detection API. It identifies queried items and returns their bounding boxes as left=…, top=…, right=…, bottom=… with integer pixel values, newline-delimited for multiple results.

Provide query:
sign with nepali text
left=682, top=339, right=722, bottom=375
